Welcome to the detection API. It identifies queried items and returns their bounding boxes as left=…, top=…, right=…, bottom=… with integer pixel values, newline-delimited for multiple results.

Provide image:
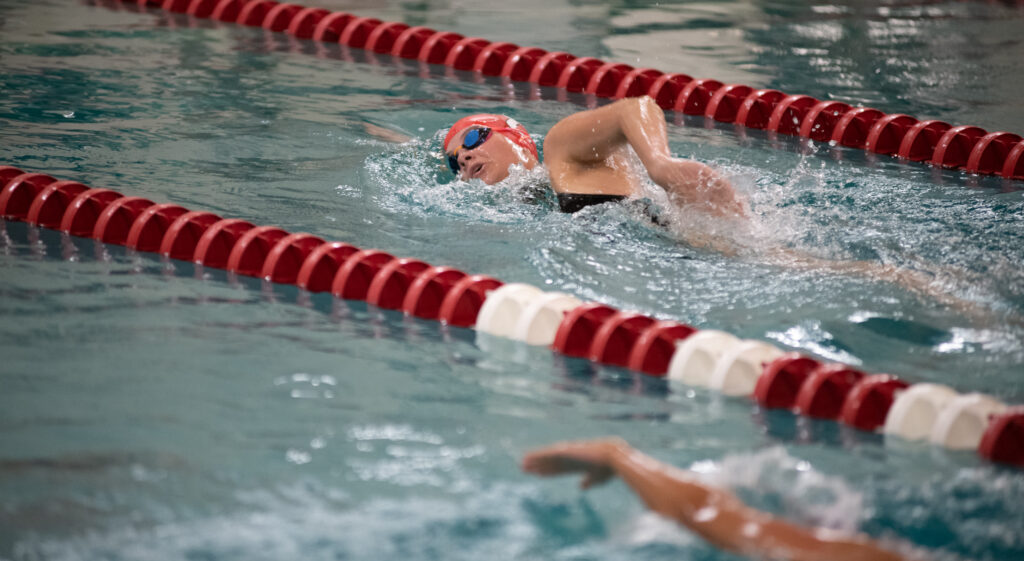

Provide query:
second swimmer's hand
left=522, top=438, right=627, bottom=489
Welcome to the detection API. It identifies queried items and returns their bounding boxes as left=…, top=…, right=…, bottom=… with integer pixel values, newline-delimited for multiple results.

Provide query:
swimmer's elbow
left=613, top=95, right=662, bottom=122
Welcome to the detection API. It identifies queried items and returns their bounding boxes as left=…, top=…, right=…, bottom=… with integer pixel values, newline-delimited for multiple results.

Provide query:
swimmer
left=523, top=438, right=912, bottom=561
left=444, top=95, right=746, bottom=218
left=443, top=98, right=992, bottom=313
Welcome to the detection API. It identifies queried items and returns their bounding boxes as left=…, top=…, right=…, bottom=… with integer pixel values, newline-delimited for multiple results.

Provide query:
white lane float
left=667, top=330, right=741, bottom=387
left=930, top=393, right=1008, bottom=450
left=512, top=292, right=583, bottom=346
left=883, top=383, right=959, bottom=441
left=474, top=283, right=544, bottom=338
left=709, top=340, right=786, bottom=397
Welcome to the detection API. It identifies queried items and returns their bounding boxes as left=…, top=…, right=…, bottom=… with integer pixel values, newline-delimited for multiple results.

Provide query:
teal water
left=1, top=1, right=1023, bottom=560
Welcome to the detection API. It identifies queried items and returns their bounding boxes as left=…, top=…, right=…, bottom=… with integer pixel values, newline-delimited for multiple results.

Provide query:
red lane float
left=261, top=3, right=303, bottom=32
left=898, top=120, right=953, bottom=162
left=527, top=51, right=576, bottom=86
left=830, top=108, right=884, bottom=148
left=92, top=196, right=155, bottom=245
left=1005, top=141, right=1024, bottom=180
left=186, top=0, right=219, bottom=18
left=767, top=95, right=818, bottom=136
left=0, top=166, right=24, bottom=186
left=585, top=63, right=634, bottom=98
left=419, top=32, right=463, bottom=64
left=704, top=84, right=753, bottom=123
left=261, top=232, right=325, bottom=284
left=794, top=364, right=867, bottom=419
left=339, top=17, right=382, bottom=49
left=285, top=7, right=329, bottom=38
left=402, top=267, right=468, bottom=320
left=364, top=21, right=409, bottom=54
left=647, top=73, right=692, bottom=110
left=0, top=173, right=57, bottom=219
left=390, top=26, right=435, bottom=59
left=366, top=258, right=431, bottom=309
left=60, top=188, right=124, bottom=236
left=500, top=47, right=548, bottom=82
left=159, top=211, right=223, bottom=260
left=211, top=0, right=248, bottom=22
left=966, top=132, right=1022, bottom=174
left=311, top=11, right=353, bottom=42
left=674, top=79, right=723, bottom=116
left=473, top=42, right=519, bottom=76
left=296, top=241, right=359, bottom=292
left=441, top=36, right=483, bottom=70
left=866, top=114, right=918, bottom=155
left=551, top=303, right=617, bottom=358
left=163, top=0, right=192, bottom=13
left=556, top=57, right=603, bottom=93
left=753, top=354, right=821, bottom=409
left=839, top=374, right=909, bottom=431
left=979, top=408, right=1024, bottom=467
left=226, top=226, right=289, bottom=276
left=234, top=0, right=276, bottom=26
left=26, top=181, right=89, bottom=228
left=193, top=218, right=255, bottom=268
left=735, top=89, right=785, bottom=129
left=614, top=68, right=663, bottom=100
left=931, top=125, right=987, bottom=168
left=588, top=312, right=656, bottom=367
left=331, top=249, right=395, bottom=300
left=626, top=320, right=696, bottom=376
left=799, top=101, right=851, bottom=142
left=437, top=275, right=502, bottom=327
left=127, top=203, right=189, bottom=251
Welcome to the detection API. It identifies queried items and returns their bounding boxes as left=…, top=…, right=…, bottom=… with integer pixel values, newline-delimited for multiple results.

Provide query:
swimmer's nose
left=458, top=151, right=475, bottom=168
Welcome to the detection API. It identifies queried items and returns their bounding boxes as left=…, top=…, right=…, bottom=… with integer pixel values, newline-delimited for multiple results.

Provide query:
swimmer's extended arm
left=522, top=438, right=908, bottom=561
left=543, top=96, right=746, bottom=217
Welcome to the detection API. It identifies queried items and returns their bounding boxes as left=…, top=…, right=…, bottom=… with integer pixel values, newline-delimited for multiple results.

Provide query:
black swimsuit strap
left=556, top=192, right=627, bottom=213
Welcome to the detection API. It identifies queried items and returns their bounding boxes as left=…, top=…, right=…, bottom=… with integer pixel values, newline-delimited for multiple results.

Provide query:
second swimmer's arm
left=523, top=438, right=908, bottom=561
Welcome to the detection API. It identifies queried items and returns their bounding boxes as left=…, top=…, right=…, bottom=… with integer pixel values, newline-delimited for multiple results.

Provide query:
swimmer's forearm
left=612, top=98, right=746, bottom=217
left=604, top=441, right=755, bottom=552
left=606, top=443, right=908, bottom=561
left=604, top=441, right=711, bottom=521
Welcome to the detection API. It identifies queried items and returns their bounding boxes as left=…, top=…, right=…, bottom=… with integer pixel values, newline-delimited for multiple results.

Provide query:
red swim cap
left=444, top=114, right=539, bottom=160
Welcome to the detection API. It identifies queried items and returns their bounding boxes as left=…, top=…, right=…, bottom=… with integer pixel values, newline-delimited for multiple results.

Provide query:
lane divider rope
left=89, top=0, right=1024, bottom=182
left=2, top=165, right=1022, bottom=468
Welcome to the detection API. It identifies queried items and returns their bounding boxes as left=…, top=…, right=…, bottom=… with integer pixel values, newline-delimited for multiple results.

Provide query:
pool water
left=1, top=1, right=1023, bottom=560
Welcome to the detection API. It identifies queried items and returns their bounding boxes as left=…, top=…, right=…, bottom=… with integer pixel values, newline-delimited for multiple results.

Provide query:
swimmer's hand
left=362, top=122, right=413, bottom=144
left=522, top=438, right=624, bottom=489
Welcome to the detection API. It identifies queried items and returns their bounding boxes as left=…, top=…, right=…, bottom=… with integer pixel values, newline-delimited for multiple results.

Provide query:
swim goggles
left=446, top=127, right=492, bottom=175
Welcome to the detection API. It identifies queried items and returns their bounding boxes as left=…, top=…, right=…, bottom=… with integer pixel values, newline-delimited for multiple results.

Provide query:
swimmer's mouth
left=464, top=162, right=484, bottom=180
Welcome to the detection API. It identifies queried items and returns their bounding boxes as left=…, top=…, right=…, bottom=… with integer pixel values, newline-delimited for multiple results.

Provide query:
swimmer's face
left=445, top=127, right=537, bottom=185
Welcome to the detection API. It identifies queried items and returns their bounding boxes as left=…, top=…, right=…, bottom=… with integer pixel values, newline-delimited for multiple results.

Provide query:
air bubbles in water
left=286, top=449, right=312, bottom=465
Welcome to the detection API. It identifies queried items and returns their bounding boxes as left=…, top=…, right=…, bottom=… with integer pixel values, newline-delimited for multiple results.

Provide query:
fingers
left=523, top=438, right=628, bottom=477
left=522, top=450, right=573, bottom=476
left=521, top=453, right=550, bottom=474
left=581, top=466, right=614, bottom=489
left=581, top=472, right=596, bottom=490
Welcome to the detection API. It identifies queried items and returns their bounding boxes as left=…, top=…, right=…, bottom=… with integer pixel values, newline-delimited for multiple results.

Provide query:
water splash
left=692, top=447, right=866, bottom=533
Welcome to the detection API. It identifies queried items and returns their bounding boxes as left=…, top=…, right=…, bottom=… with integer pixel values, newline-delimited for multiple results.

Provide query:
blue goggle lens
left=447, top=127, right=492, bottom=175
